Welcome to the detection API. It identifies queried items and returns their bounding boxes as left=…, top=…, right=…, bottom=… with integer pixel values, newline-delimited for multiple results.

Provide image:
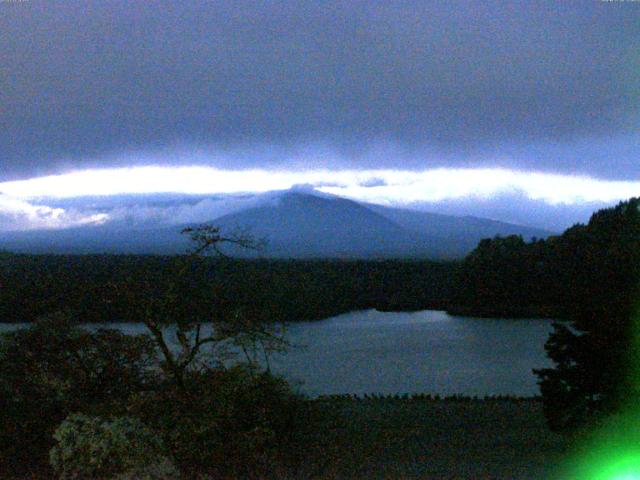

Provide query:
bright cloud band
left=1, top=166, right=640, bottom=206
left=0, top=194, right=109, bottom=231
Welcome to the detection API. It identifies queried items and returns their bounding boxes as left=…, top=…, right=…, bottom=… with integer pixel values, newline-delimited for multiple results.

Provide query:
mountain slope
left=0, top=225, right=190, bottom=255
left=366, top=203, right=553, bottom=257
left=212, top=191, right=434, bottom=258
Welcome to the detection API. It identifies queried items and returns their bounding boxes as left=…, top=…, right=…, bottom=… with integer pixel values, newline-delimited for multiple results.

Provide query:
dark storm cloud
left=1, top=0, right=639, bottom=180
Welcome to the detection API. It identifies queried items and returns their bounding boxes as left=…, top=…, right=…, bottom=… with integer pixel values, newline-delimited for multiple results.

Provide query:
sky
left=1, top=0, right=639, bottom=231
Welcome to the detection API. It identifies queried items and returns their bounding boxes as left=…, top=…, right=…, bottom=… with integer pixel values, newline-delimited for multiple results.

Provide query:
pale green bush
left=49, top=413, right=179, bottom=479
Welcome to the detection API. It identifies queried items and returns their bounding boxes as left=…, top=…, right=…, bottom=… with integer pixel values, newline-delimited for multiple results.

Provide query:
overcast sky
left=1, top=0, right=639, bottom=230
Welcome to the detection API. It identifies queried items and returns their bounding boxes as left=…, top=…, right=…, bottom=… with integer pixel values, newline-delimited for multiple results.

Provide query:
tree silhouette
left=115, top=225, right=285, bottom=390
left=534, top=198, right=640, bottom=430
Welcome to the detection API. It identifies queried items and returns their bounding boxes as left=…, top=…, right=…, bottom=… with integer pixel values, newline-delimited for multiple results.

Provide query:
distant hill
left=366, top=203, right=551, bottom=258
left=0, top=190, right=553, bottom=259
left=0, top=225, right=191, bottom=255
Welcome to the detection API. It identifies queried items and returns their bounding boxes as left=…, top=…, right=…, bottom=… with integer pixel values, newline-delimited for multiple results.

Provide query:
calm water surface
left=0, top=310, right=555, bottom=397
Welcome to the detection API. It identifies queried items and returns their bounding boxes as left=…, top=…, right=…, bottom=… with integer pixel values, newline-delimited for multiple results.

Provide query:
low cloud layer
left=0, top=194, right=108, bottom=232
left=1, top=166, right=638, bottom=232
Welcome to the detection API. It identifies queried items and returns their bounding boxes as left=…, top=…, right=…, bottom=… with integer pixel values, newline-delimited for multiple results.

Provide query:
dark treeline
left=450, top=198, right=640, bottom=320
left=0, top=253, right=456, bottom=324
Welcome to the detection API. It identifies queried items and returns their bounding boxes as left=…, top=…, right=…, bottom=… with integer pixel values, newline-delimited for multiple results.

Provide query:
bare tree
left=131, top=226, right=286, bottom=390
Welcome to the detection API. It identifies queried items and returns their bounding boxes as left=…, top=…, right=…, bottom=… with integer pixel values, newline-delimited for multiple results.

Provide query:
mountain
left=213, top=191, right=433, bottom=258
left=212, top=191, right=552, bottom=258
left=0, top=190, right=554, bottom=259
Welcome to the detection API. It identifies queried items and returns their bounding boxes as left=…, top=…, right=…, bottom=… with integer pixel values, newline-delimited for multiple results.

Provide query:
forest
left=451, top=198, right=640, bottom=321
left=0, top=254, right=455, bottom=324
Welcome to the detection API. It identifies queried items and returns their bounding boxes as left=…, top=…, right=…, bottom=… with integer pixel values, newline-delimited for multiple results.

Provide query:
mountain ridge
left=0, top=190, right=554, bottom=259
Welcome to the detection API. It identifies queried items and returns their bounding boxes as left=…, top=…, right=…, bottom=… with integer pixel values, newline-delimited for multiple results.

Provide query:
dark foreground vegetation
left=0, top=312, right=566, bottom=480
left=0, top=312, right=309, bottom=479
left=0, top=306, right=569, bottom=479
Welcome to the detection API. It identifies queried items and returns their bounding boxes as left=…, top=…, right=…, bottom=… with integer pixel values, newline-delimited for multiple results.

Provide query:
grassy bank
left=287, top=396, right=568, bottom=479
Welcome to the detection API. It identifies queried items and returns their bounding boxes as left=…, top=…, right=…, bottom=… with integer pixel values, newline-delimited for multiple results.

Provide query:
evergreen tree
left=534, top=198, right=640, bottom=430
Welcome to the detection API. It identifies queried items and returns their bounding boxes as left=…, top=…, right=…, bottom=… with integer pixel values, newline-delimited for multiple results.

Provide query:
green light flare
left=555, top=412, right=640, bottom=479
left=554, top=304, right=640, bottom=480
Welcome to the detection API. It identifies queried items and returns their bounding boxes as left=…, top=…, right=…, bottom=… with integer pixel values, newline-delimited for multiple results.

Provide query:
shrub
left=49, top=413, right=179, bottom=480
left=130, top=365, right=310, bottom=478
left=0, top=312, right=158, bottom=475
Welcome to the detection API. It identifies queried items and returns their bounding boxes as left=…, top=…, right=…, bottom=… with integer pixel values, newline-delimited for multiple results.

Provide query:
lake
left=0, top=309, right=555, bottom=397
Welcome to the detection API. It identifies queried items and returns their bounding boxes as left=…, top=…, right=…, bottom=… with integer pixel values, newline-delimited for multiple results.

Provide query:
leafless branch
left=180, top=225, right=267, bottom=257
